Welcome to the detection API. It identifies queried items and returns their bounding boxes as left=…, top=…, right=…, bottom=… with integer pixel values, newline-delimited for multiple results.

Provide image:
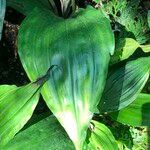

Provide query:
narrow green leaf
left=7, top=0, right=51, bottom=16
left=18, top=6, right=115, bottom=149
left=3, top=116, right=75, bottom=150
left=99, top=57, right=150, bottom=113
left=0, top=0, right=6, bottom=40
left=86, top=120, right=118, bottom=150
left=110, top=93, right=150, bottom=126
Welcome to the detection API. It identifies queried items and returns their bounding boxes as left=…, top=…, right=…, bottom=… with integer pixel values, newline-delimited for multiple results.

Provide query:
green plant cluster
left=0, top=0, right=150, bottom=150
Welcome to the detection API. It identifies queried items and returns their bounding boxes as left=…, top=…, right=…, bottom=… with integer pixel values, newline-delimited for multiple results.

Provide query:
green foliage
left=86, top=120, right=118, bottom=150
left=7, top=0, right=51, bottom=16
left=99, top=57, right=150, bottom=113
left=0, top=0, right=6, bottom=40
left=110, top=93, right=150, bottom=126
left=148, top=10, right=150, bottom=28
left=3, top=116, right=75, bottom=150
left=111, top=38, right=150, bottom=64
left=18, top=6, right=115, bottom=149
left=0, top=0, right=149, bottom=149
left=102, top=0, right=150, bottom=44
left=0, top=83, right=40, bottom=147
left=3, top=116, right=118, bottom=150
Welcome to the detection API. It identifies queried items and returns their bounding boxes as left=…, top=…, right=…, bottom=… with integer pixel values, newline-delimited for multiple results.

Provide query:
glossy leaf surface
left=0, top=0, right=6, bottom=40
left=0, top=83, right=40, bottom=146
left=86, top=120, right=118, bottom=150
left=99, top=57, right=150, bottom=113
left=110, top=93, right=150, bottom=126
left=18, top=6, right=115, bottom=149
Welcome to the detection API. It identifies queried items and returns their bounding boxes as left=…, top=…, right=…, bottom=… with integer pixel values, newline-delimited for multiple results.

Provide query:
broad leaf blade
left=110, top=93, right=150, bottom=126
left=0, top=0, right=6, bottom=40
left=0, top=83, right=40, bottom=146
left=3, top=116, right=75, bottom=150
left=86, top=120, right=118, bottom=150
left=7, top=0, right=51, bottom=16
left=18, top=6, right=115, bottom=149
left=3, top=117, right=118, bottom=150
left=99, top=57, right=150, bottom=113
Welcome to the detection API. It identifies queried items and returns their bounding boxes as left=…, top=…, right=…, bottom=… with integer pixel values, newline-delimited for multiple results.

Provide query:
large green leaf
left=3, top=116, right=75, bottom=150
left=3, top=117, right=118, bottom=150
left=110, top=93, right=150, bottom=126
left=7, top=0, right=51, bottom=16
left=86, top=120, right=118, bottom=150
left=18, top=6, right=115, bottom=149
left=0, top=0, right=6, bottom=40
left=99, top=57, right=150, bottom=113
left=0, top=82, right=41, bottom=147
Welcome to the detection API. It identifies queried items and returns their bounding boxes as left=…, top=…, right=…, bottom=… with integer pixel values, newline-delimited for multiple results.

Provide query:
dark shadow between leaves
left=142, top=103, right=150, bottom=149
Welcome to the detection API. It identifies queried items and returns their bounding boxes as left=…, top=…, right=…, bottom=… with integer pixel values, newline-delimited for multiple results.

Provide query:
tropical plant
left=0, top=0, right=150, bottom=149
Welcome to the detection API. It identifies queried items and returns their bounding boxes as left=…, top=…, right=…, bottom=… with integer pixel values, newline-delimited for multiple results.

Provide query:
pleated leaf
left=7, top=0, right=51, bottom=16
left=110, top=93, right=150, bottom=126
left=86, top=120, right=118, bottom=150
left=99, top=57, right=150, bottom=113
left=0, top=0, right=6, bottom=40
left=3, top=116, right=75, bottom=150
left=18, top=6, right=115, bottom=149
left=0, top=82, right=41, bottom=147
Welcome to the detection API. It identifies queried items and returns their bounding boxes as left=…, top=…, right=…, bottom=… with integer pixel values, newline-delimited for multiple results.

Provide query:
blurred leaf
left=0, top=83, right=40, bottom=147
left=93, top=0, right=100, bottom=3
left=3, top=116, right=75, bottom=150
left=110, top=93, right=150, bottom=126
left=130, top=127, right=149, bottom=150
left=148, top=10, right=150, bottom=27
left=86, top=120, right=118, bottom=150
left=99, top=57, right=150, bottom=113
left=140, top=44, right=150, bottom=53
left=0, top=0, right=6, bottom=40
left=18, top=6, right=115, bottom=149
left=7, top=0, right=51, bottom=16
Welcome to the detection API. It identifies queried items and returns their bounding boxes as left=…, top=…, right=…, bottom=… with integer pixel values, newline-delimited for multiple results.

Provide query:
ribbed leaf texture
left=86, top=120, right=118, bottom=150
left=0, top=83, right=40, bottom=147
left=99, top=57, right=150, bottom=113
left=110, top=93, right=150, bottom=126
left=18, top=6, right=115, bottom=149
